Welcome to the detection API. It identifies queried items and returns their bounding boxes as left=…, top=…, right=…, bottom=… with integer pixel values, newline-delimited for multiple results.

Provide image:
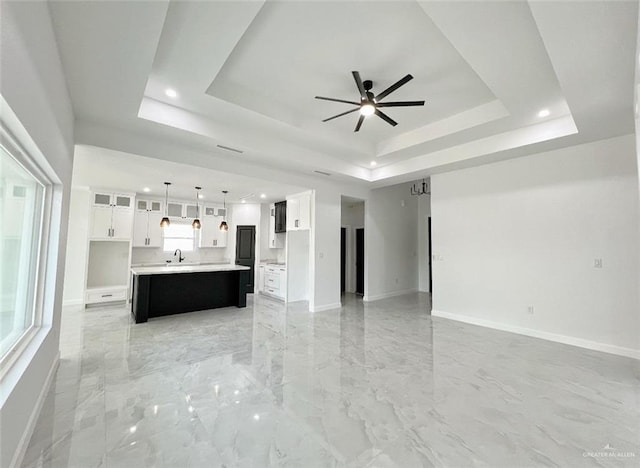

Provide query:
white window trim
left=0, top=107, right=56, bottom=380
left=162, top=219, right=196, bottom=252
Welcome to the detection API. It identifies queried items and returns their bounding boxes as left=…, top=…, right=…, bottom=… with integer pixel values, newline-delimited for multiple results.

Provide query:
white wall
left=431, top=134, right=640, bottom=358
left=310, top=189, right=341, bottom=311
left=0, top=2, right=74, bottom=466
left=417, top=193, right=431, bottom=293
left=365, top=183, right=419, bottom=301
left=227, top=203, right=261, bottom=292
left=62, top=187, right=89, bottom=305
left=341, top=200, right=364, bottom=293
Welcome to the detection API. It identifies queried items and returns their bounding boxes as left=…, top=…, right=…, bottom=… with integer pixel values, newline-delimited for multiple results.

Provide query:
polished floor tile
left=21, top=293, right=639, bottom=467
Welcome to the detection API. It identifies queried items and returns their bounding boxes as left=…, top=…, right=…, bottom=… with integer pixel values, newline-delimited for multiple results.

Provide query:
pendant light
left=192, top=186, right=202, bottom=229
left=160, top=182, right=171, bottom=228
left=219, top=190, right=228, bottom=232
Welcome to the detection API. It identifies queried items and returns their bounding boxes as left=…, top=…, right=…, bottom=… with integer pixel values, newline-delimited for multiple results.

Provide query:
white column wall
left=364, top=183, right=419, bottom=301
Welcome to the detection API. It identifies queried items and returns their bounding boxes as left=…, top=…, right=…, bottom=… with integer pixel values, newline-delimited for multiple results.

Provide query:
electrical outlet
left=594, top=258, right=603, bottom=268
left=527, top=306, right=534, bottom=314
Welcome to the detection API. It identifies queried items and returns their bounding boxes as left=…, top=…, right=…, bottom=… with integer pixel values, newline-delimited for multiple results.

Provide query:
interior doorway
left=356, top=228, right=364, bottom=296
left=235, top=225, right=255, bottom=291
left=340, top=228, right=346, bottom=293
left=428, top=216, right=432, bottom=293
left=340, top=196, right=365, bottom=296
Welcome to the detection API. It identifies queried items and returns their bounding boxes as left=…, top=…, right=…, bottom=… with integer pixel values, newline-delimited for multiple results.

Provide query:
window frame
left=0, top=121, right=54, bottom=377
left=162, top=219, right=196, bottom=253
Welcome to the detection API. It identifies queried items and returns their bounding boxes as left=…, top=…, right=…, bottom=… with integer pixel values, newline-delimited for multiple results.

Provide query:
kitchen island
left=130, top=264, right=251, bottom=323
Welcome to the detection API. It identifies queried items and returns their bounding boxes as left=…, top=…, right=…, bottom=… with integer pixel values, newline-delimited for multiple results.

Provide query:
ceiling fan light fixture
left=360, top=104, right=375, bottom=117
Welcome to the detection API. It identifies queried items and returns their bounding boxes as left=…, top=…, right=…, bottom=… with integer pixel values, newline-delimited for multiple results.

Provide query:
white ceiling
left=48, top=0, right=638, bottom=191
left=73, top=145, right=306, bottom=203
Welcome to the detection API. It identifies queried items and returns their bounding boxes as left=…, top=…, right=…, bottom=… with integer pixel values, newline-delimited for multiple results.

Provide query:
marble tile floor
left=21, top=293, right=639, bottom=467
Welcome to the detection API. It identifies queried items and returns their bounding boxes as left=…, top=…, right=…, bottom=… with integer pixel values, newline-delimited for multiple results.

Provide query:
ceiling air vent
left=216, top=144, right=243, bottom=154
left=314, top=170, right=331, bottom=176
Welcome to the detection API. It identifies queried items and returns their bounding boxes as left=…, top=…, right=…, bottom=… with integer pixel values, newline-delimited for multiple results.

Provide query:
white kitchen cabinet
left=269, top=204, right=285, bottom=249
left=286, top=191, right=311, bottom=231
left=262, top=265, right=287, bottom=301
left=90, top=191, right=134, bottom=239
left=133, top=199, right=163, bottom=247
left=167, top=201, right=199, bottom=219
left=199, top=204, right=227, bottom=248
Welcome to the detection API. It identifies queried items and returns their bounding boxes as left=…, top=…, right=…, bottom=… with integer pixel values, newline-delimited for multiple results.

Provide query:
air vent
left=314, top=170, right=331, bottom=176
left=217, top=144, right=243, bottom=154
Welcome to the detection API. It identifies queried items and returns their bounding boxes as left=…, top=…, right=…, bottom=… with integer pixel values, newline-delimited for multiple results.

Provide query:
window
left=0, top=143, right=45, bottom=360
left=163, top=221, right=195, bottom=252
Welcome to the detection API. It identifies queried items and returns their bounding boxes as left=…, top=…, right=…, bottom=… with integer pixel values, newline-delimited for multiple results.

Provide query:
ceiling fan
left=315, top=71, right=425, bottom=132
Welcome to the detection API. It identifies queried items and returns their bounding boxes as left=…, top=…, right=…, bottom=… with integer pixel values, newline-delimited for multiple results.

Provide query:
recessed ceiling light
left=538, top=109, right=550, bottom=118
left=198, top=194, right=204, bottom=199
left=370, top=161, right=377, bottom=167
left=165, top=88, right=177, bottom=98
left=241, top=199, right=246, bottom=203
left=260, top=194, right=266, bottom=199
left=143, top=187, right=150, bottom=192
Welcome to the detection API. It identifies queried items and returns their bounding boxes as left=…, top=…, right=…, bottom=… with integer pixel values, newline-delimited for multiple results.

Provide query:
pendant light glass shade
left=160, top=182, right=171, bottom=228
left=219, top=190, right=228, bottom=231
left=192, top=186, right=201, bottom=229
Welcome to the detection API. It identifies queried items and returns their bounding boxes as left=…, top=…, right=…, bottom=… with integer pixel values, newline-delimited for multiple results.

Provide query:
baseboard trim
left=363, top=288, right=418, bottom=302
left=431, top=310, right=640, bottom=360
left=10, top=351, right=60, bottom=468
left=310, top=302, right=342, bottom=312
left=62, top=299, right=83, bottom=307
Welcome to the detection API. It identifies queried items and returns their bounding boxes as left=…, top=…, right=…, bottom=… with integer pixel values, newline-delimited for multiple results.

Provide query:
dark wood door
left=356, top=228, right=364, bottom=295
left=428, top=217, right=432, bottom=293
left=235, top=225, right=255, bottom=291
left=340, top=228, right=346, bottom=293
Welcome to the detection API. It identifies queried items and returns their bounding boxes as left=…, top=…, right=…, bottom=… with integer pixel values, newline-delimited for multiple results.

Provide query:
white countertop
left=131, top=264, right=250, bottom=275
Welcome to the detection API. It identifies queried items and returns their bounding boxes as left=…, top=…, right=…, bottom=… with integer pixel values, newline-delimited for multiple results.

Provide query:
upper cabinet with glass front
left=166, top=201, right=198, bottom=219
left=90, top=191, right=135, bottom=240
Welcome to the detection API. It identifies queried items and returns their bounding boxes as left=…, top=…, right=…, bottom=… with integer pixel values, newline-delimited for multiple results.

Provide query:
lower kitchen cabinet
left=258, top=264, right=287, bottom=301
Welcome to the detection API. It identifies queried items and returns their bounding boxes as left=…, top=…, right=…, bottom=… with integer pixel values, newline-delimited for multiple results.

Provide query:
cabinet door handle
left=101, top=294, right=113, bottom=298
left=295, top=219, right=299, bottom=228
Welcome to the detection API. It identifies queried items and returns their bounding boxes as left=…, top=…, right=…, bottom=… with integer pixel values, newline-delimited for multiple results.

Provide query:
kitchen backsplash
left=131, top=247, right=229, bottom=265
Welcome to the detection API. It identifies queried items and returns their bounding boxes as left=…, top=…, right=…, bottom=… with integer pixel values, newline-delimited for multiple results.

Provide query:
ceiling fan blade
left=322, top=107, right=359, bottom=122
left=352, top=71, right=367, bottom=101
left=354, top=114, right=365, bottom=132
left=375, top=109, right=398, bottom=127
left=374, top=74, right=413, bottom=101
left=376, top=100, right=425, bottom=107
left=315, top=96, right=360, bottom=106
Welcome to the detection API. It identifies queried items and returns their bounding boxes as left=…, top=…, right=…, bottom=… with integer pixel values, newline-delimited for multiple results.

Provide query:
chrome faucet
left=174, top=249, right=185, bottom=263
